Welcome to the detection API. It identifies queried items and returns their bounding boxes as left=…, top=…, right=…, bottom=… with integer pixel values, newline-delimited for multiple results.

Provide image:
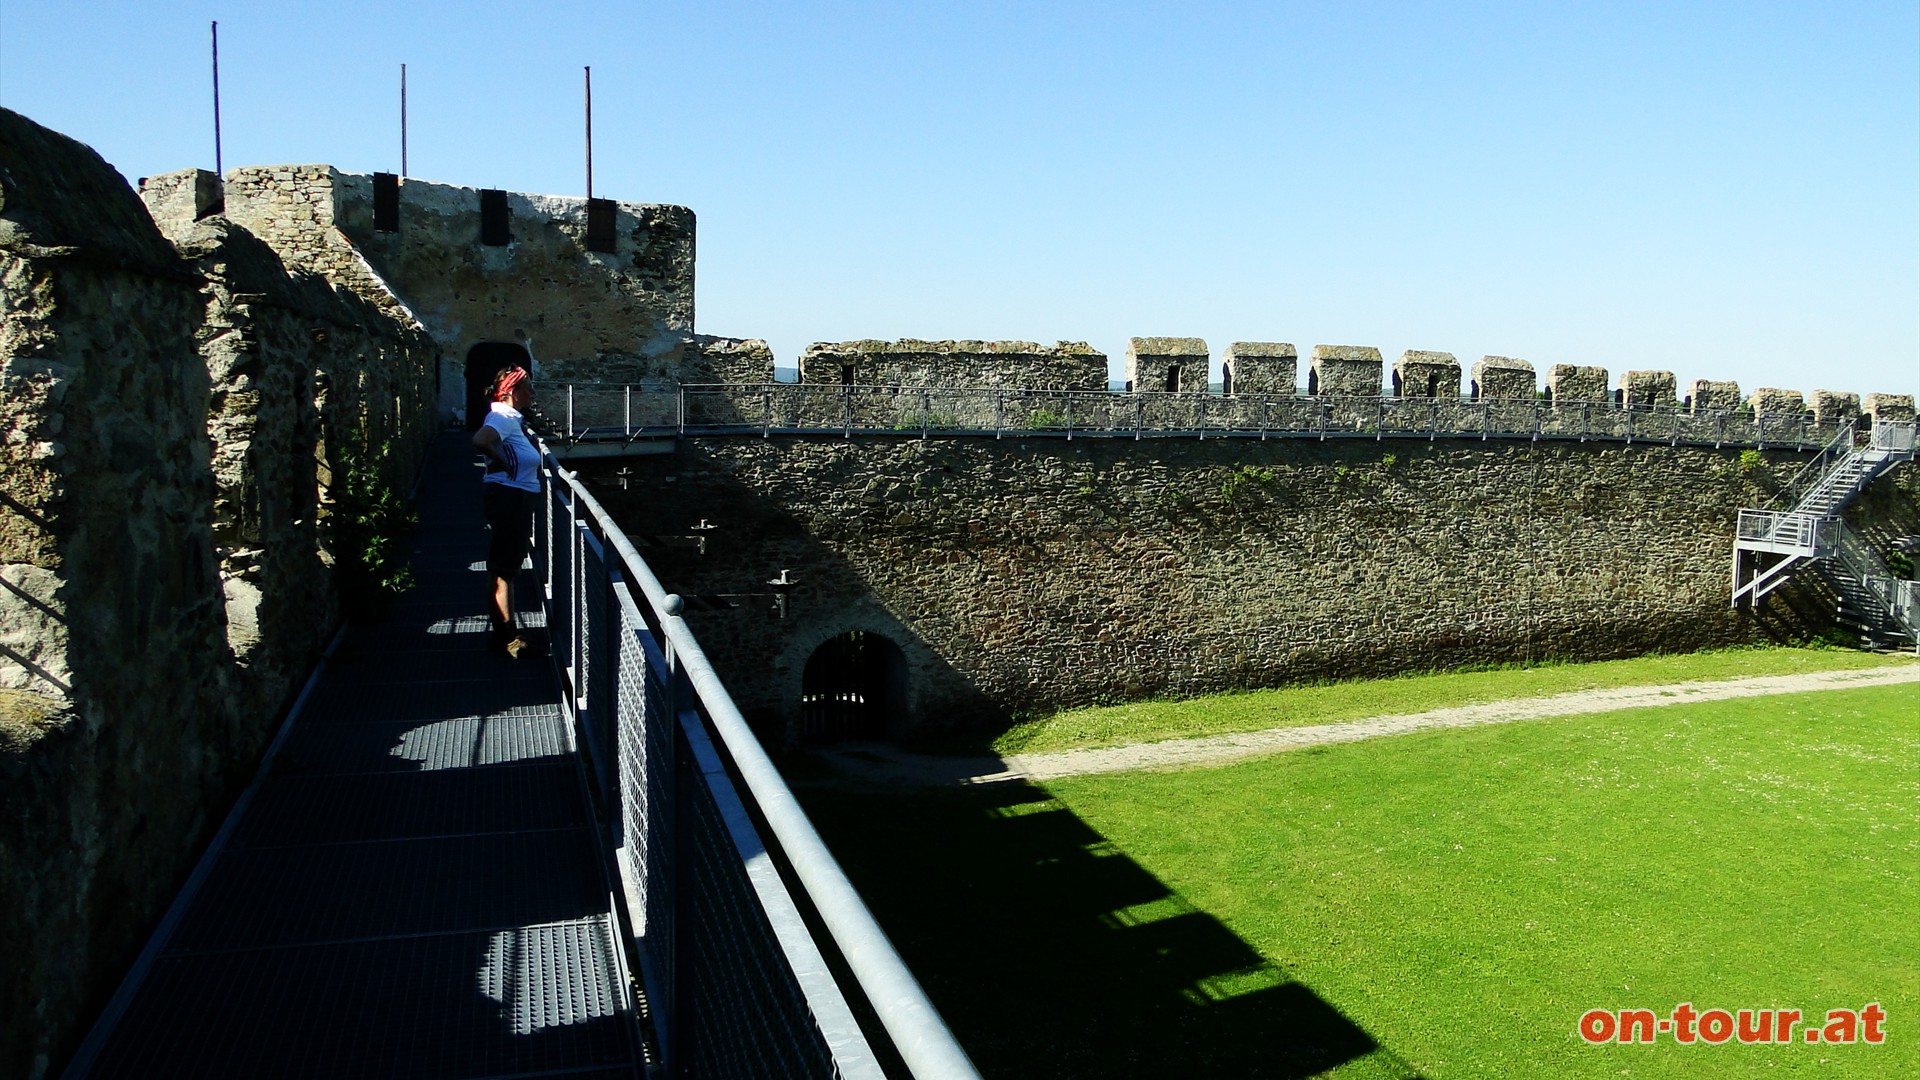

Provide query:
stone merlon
left=1126, top=337, right=1208, bottom=394
left=1309, top=345, right=1384, bottom=397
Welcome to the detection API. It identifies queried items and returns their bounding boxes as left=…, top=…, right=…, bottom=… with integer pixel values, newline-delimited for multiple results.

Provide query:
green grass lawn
left=995, top=646, right=1917, bottom=756
left=1040, top=683, right=1920, bottom=1078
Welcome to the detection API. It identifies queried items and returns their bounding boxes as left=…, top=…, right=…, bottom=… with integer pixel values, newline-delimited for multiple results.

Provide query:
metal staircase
left=1731, top=418, right=1919, bottom=648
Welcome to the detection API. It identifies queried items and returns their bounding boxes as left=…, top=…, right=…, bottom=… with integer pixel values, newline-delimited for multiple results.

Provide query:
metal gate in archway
left=801, top=630, right=907, bottom=743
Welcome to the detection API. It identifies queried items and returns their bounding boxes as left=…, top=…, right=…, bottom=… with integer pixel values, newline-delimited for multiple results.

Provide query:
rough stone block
left=1470, top=356, right=1535, bottom=400
left=1689, top=379, right=1741, bottom=414
left=1222, top=342, right=1295, bottom=396
left=1810, top=389, right=1861, bottom=426
left=1748, top=387, right=1806, bottom=418
left=692, top=335, right=776, bottom=384
left=1620, top=370, right=1677, bottom=408
left=801, top=339, right=1106, bottom=390
left=1863, top=393, right=1916, bottom=424
left=1392, top=350, right=1461, bottom=399
left=139, top=168, right=223, bottom=230
left=1127, top=337, right=1208, bottom=394
left=1308, top=345, right=1384, bottom=397
left=1547, top=364, right=1609, bottom=405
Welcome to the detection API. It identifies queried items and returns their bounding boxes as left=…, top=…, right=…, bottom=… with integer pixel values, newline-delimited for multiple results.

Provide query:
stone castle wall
left=797, top=338, right=1910, bottom=424
left=801, top=339, right=1108, bottom=390
left=0, top=113, right=436, bottom=1080
left=221, top=166, right=697, bottom=422
left=585, top=436, right=1917, bottom=743
left=1, top=111, right=238, bottom=1080
left=142, top=170, right=439, bottom=713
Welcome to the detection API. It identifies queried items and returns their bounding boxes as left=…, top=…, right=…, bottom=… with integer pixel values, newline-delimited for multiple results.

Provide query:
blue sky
left=4, top=1, right=1916, bottom=396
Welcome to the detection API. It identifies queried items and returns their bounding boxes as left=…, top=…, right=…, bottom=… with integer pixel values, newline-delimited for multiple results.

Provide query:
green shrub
left=1218, top=464, right=1276, bottom=501
left=330, top=439, right=417, bottom=621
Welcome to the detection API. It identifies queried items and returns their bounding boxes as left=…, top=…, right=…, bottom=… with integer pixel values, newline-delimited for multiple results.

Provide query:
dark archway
left=465, top=342, right=532, bottom=431
left=801, top=631, right=909, bottom=743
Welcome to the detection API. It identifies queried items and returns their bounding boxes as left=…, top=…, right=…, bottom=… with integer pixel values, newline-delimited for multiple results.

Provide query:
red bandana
left=495, top=367, right=529, bottom=402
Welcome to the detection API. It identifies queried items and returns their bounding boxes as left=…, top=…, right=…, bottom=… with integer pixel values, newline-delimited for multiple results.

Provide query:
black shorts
left=483, top=484, right=537, bottom=578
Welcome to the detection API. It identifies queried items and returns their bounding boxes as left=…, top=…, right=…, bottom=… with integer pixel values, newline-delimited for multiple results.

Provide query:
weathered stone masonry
left=587, top=436, right=1918, bottom=743
left=2, top=112, right=238, bottom=1080
left=220, top=165, right=697, bottom=420
left=0, top=112, right=437, bottom=1080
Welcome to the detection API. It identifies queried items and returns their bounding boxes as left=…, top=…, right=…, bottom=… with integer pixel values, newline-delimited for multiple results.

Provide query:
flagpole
left=211, top=21, right=223, bottom=176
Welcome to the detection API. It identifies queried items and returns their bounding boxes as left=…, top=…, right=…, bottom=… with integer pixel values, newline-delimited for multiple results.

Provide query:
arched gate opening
left=800, top=631, right=908, bottom=743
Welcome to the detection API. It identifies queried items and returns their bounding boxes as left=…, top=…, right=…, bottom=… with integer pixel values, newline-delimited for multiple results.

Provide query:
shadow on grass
left=793, top=775, right=1426, bottom=1080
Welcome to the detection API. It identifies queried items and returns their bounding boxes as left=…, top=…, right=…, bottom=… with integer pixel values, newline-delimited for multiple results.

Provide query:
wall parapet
left=802, top=339, right=1108, bottom=391
left=556, top=382, right=1863, bottom=452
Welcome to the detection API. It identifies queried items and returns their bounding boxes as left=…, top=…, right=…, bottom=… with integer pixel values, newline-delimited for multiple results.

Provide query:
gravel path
left=808, top=662, right=1920, bottom=789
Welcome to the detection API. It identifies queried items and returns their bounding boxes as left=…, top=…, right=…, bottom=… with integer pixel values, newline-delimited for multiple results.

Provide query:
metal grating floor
left=71, top=432, right=643, bottom=1080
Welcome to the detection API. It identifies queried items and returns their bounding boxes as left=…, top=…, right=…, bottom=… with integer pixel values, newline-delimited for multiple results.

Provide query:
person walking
left=472, top=366, right=543, bottom=657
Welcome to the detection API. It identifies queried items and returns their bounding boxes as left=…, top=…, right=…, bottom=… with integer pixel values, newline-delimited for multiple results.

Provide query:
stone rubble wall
left=765, top=337, right=1892, bottom=419
left=222, top=168, right=697, bottom=421
left=586, top=436, right=1917, bottom=744
left=0, top=116, right=439, bottom=1080
left=692, top=335, right=777, bottom=384
left=0, top=110, right=238, bottom=1080
left=801, top=339, right=1108, bottom=391
left=218, top=167, right=444, bottom=479
left=141, top=168, right=438, bottom=719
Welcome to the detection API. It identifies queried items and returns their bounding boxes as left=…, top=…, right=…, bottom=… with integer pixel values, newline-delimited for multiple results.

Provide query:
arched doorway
left=465, top=342, right=533, bottom=431
left=800, top=630, right=908, bottom=743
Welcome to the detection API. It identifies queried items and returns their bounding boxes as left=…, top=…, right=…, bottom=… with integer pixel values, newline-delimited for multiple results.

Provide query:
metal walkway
left=65, top=432, right=644, bottom=1080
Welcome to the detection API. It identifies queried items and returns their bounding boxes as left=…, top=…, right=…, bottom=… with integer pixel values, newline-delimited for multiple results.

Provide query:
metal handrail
left=1772, top=419, right=1857, bottom=511
left=535, top=442, right=981, bottom=1080
left=1736, top=509, right=1827, bottom=552
left=1872, top=419, right=1918, bottom=453
left=1830, top=519, right=1908, bottom=627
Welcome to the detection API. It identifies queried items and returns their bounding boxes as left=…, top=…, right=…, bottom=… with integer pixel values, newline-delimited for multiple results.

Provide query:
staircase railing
left=1735, top=510, right=1830, bottom=556
left=1771, top=419, right=1857, bottom=511
left=1829, top=519, right=1918, bottom=640
left=1871, top=419, right=1918, bottom=453
left=1732, top=418, right=1915, bottom=624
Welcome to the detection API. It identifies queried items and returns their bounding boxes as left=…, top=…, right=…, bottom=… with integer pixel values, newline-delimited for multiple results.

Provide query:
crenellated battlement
left=795, top=336, right=1908, bottom=421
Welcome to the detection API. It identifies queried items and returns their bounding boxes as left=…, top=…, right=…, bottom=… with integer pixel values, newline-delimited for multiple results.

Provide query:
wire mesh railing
left=532, top=441, right=980, bottom=1080
left=1870, top=419, right=1918, bottom=453
left=1735, top=510, right=1830, bottom=556
left=544, top=383, right=1846, bottom=450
